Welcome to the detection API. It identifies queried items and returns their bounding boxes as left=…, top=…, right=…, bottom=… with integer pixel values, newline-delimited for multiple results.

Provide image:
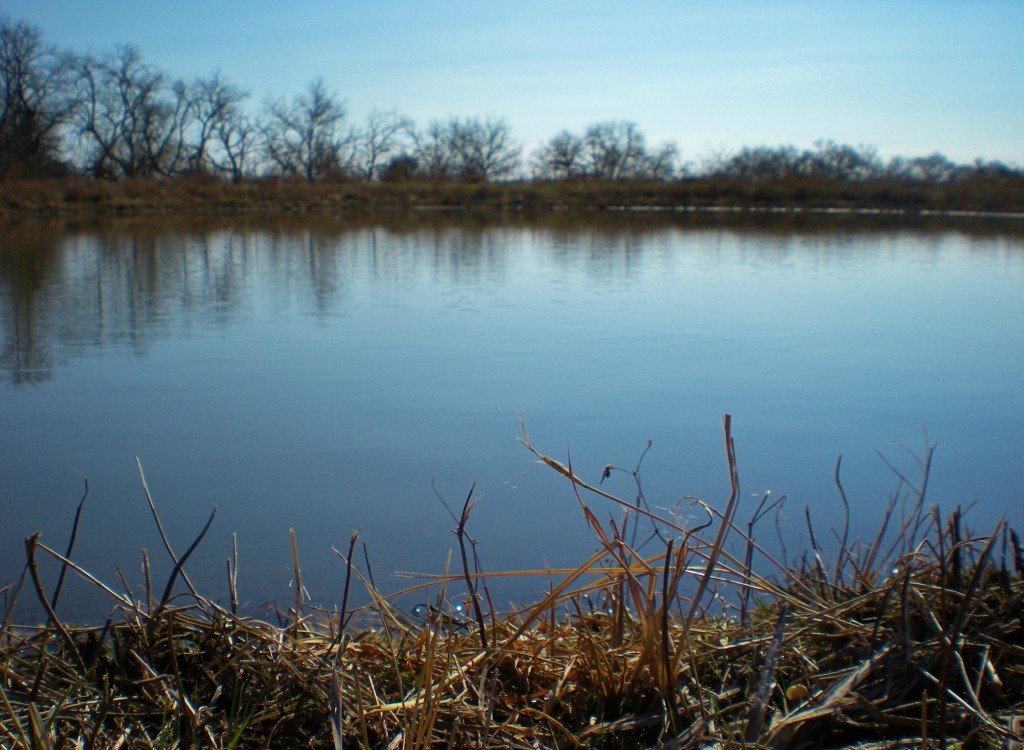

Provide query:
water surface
left=2, top=214, right=1022, bottom=619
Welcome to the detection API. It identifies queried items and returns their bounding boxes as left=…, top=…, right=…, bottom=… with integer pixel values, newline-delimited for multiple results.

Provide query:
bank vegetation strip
left=3, top=174, right=1024, bottom=221
left=2, top=417, right=1022, bottom=749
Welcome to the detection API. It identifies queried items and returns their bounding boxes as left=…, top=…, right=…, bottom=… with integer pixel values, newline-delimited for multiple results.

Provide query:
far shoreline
left=3, top=175, right=1024, bottom=222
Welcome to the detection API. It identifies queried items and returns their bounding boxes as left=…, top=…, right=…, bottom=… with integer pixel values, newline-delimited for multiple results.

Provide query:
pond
left=2, top=212, right=1022, bottom=621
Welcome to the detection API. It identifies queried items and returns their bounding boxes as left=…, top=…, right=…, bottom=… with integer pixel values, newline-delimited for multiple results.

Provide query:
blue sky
left=6, top=1, right=1023, bottom=165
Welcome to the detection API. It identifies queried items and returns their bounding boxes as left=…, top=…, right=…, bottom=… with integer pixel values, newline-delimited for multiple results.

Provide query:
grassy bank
left=2, top=174, right=1024, bottom=221
left=2, top=419, right=1022, bottom=749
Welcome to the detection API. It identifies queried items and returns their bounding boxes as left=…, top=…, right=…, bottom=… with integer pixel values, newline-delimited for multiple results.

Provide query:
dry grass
left=2, top=174, right=1024, bottom=220
left=2, top=416, right=1022, bottom=749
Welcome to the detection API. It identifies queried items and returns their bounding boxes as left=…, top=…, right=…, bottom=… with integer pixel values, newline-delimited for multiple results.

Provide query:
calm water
left=2, top=214, right=1023, bottom=620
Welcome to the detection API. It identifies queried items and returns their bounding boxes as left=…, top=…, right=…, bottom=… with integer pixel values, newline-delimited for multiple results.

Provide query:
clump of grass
left=2, top=416, right=1022, bottom=749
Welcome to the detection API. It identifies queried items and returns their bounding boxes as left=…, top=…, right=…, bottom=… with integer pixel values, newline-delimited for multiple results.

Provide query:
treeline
left=2, top=16, right=1023, bottom=205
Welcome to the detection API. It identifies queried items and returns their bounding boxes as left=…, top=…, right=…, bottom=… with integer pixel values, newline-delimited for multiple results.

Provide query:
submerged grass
left=2, top=416, right=1022, bottom=749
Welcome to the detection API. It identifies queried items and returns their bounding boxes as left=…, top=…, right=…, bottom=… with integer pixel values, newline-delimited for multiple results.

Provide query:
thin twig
left=454, top=483, right=488, bottom=651
left=682, top=414, right=741, bottom=642
left=136, top=457, right=201, bottom=601
left=52, top=474, right=89, bottom=612
left=157, top=506, right=217, bottom=609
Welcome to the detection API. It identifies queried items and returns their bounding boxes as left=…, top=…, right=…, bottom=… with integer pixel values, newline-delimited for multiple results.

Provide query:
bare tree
left=355, top=108, right=412, bottom=181
left=711, top=141, right=883, bottom=182
left=638, top=141, right=679, bottom=180
left=534, top=124, right=676, bottom=181
left=188, top=70, right=250, bottom=177
left=71, top=46, right=192, bottom=178
left=803, top=140, right=881, bottom=181
left=212, top=106, right=257, bottom=182
left=0, top=17, right=75, bottom=177
left=886, top=152, right=961, bottom=183
left=260, top=78, right=349, bottom=180
left=446, top=116, right=520, bottom=180
left=532, top=129, right=585, bottom=180
left=410, top=116, right=519, bottom=181
left=581, top=120, right=648, bottom=179
left=716, top=145, right=804, bottom=180
left=411, top=119, right=454, bottom=179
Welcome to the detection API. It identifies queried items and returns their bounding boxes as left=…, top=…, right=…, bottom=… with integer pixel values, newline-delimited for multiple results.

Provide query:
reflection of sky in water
left=1, top=220, right=1022, bottom=620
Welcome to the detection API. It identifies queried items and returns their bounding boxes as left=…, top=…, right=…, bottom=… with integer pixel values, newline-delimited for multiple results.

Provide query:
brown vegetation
left=2, top=418, right=1022, bottom=749
left=2, top=172, right=1024, bottom=221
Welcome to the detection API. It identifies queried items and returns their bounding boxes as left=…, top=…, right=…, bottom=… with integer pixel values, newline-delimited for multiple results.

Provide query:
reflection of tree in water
left=0, top=222, right=258, bottom=384
left=0, top=219, right=396, bottom=383
left=0, top=216, right=521, bottom=384
left=0, top=224, right=63, bottom=383
left=4, top=213, right=1015, bottom=385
